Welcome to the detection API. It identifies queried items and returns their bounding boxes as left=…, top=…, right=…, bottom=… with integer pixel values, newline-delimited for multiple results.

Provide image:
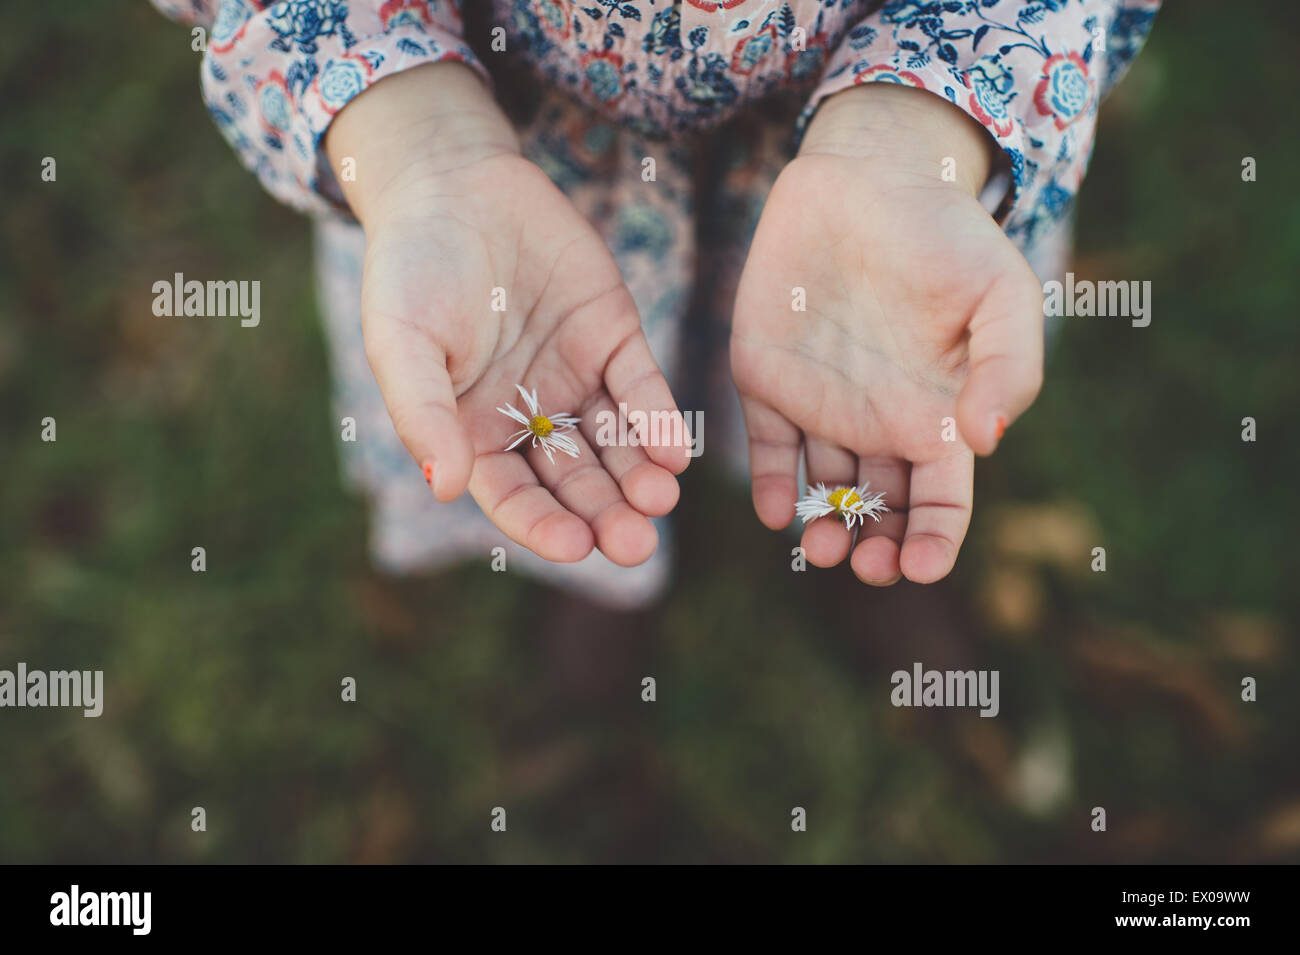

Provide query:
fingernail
left=422, top=460, right=437, bottom=494
left=993, top=414, right=1008, bottom=442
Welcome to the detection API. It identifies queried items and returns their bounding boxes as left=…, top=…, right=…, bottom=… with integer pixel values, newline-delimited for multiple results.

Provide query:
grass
left=1, top=0, right=1297, bottom=863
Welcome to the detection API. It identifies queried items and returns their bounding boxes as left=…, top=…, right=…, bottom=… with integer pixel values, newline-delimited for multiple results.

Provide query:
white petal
left=548, top=433, right=581, bottom=457
left=513, top=383, right=536, bottom=417
left=795, top=499, right=832, bottom=513
left=795, top=500, right=836, bottom=524
left=498, top=403, right=530, bottom=426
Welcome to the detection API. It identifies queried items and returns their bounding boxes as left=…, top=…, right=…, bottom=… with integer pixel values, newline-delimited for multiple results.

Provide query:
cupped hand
left=731, top=85, right=1044, bottom=585
left=330, top=65, right=689, bottom=567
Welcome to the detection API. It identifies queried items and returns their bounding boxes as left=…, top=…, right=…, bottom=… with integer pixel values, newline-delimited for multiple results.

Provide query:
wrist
left=324, top=61, right=519, bottom=227
left=801, top=83, right=995, bottom=198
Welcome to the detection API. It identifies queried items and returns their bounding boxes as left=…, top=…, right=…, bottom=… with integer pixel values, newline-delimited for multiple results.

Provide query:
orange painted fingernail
left=994, top=415, right=1007, bottom=441
left=422, top=460, right=436, bottom=492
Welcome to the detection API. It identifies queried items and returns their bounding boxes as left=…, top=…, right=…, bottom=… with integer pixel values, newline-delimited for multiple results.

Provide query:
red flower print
left=1033, top=52, right=1093, bottom=131
left=255, top=70, right=293, bottom=135
left=537, top=0, right=574, bottom=42
left=581, top=49, right=625, bottom=104
left=730, top=25, right=777, bottom=76
left=309, top=52, right=375, bottom=117
left=378, top=1, right=433, bottom=31
left=852, top=64, right=926, bottom=89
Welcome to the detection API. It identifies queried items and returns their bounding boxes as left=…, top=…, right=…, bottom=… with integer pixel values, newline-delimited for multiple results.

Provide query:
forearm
left=324, top=61, right=519, bottom=228
left=800, top=84, right=996, bottom=200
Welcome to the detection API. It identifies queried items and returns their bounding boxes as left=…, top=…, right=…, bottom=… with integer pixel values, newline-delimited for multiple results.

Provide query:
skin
left=326, top=63, right=690, bottom=568
left=327, top=64, right=1045, bottom=583
left=732, top=83, right=1045, bottom=585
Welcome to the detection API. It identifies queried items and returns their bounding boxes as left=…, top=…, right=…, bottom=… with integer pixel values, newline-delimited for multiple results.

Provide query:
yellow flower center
left=529, top=415, right=555, bottom=438
left=828, top=487, right=861, bottom=511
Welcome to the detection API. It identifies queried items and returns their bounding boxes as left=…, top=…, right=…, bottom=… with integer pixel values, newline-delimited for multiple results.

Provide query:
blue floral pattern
left=803, top=0, right=1161, bottom=244
left=266, top=0, right=356, bottom=53
left=153, top=0, right=1158, bottom=247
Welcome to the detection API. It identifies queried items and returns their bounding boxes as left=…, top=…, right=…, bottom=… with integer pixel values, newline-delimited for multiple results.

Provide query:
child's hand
left=328, top=63, right=687, bottom=567
left=731, top=84, right=1043, bottom=585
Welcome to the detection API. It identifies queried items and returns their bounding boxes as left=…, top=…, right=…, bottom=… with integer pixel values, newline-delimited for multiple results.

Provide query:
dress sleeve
left=801, top=0, right=1161, bottom=247
left=148, top=0, right=490, bottom=217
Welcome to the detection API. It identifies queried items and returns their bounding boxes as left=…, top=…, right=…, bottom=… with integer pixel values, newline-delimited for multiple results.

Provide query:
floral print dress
left=151, top=0, right=1160, bottom=607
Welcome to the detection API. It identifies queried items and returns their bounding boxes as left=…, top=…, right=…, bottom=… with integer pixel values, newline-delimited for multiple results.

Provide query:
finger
left=849, top=455, right=910, bottom=585
left=899, top=451, right=973, bottom=584
left=493, top=334, right=665, bottom=565
left=470, top=451, right=595, bottom=563
left=602, top=330, right=692, bottom=475
left=800, top=437, right=858, bottom=567
left=522, top=418, right=660, bottom=568
left=579, top=392, right=680, bottom=518
left=956, top=258, right=1045, bottom=455
left=739, top=395, right=801, bottom=530
left=364, top=321, right=475, bottom=502
left=850, top=537, right=903, bottom=587
left=855, top=456, right=910, bottom=542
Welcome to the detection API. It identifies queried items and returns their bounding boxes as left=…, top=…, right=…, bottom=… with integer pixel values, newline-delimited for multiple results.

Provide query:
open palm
left=362, top=153, right=688, bottom=567
left=731, top=153, right=1043, bottom=584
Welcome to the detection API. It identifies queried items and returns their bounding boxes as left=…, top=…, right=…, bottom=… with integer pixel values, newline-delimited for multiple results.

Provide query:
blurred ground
left=1, top=1, right=1297, bottom=863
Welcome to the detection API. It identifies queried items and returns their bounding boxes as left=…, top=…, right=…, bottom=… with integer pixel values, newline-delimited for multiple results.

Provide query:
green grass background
left=1, top=1, right=1296, bottom=863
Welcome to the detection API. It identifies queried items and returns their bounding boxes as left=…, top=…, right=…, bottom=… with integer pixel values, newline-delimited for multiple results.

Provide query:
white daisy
left=497, top=384, right=581, bottom=464
left=794, top=482, right=889, bottom=531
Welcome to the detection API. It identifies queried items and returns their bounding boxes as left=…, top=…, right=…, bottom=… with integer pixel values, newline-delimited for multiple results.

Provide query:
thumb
left=956, top=261, right=1045, bottom=455
left=364, top=324, right=475, bottom=501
